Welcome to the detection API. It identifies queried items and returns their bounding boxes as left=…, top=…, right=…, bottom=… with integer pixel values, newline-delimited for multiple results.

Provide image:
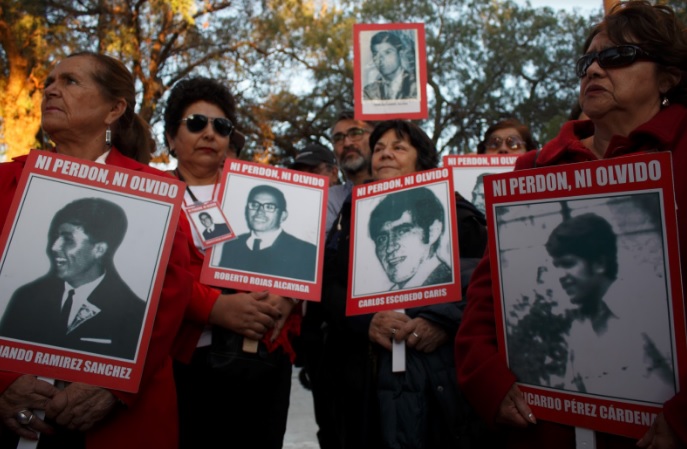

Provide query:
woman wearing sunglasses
left=476, top=118, right=538, bottom=155
left=164, top=77, right=298, bottom=449
left=456, top=2, right=687, bottom=448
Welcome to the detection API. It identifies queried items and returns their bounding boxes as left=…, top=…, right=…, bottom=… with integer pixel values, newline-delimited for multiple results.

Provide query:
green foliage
left=4, top=0, right=685, bottom=164
left=248, top=0, right=600, bottom=161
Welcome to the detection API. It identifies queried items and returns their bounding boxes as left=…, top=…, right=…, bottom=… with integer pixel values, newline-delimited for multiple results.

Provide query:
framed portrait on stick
left=486, top=152, right=686, bottom=438
left=354, top=22, right=428, bottom=121
left=347, top=168, right=461, bottom=316
left=201, top=160, right=328, bottom=302
left=0, top=150, right=185, bottom=392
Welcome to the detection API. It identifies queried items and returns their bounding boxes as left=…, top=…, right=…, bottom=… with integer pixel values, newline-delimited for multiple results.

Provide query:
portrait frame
left=0, top=151, right=184, bottom=392
left=201, top=160, right=327, bottom=301
left=443, top=154, right=518, bottom=217
left=186, top=201, right=235, bottom=248
left=354, top=22, right=428, bottom=121
left=347, top=168, right=461, bottom=316
left=487, top=152, right=686, bottom=438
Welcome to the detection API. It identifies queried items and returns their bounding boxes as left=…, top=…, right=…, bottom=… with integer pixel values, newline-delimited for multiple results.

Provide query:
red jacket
left=0, top=148, right=193, bottom=449
left=455, top=105, right=687, bottom=448
left=170, top=227, right=222, bottom=362
left=171, top=190, right=301, bottom=364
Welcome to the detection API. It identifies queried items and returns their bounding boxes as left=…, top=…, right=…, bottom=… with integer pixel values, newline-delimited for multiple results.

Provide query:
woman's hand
left=369, top=311, right=411, bottom=350
left=45, top=383, right=117, bottom=431
left=0, top=375, right=58, bottom=439
left=209, top=291, right=282, bottom=339
left=395, top=317, right=448, bottom=353
left=266, top=295, right=299, bottom=342
left=637, top=413, right=686, bottom=449
left=495, top=383, right=536, bottom=428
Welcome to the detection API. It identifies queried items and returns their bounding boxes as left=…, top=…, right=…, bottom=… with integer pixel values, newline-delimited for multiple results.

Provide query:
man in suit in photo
left=0, top=197, right=145, bottom=360
left=198, top=211, right=231, bottom=241
left=363, top=31, right=417, bottom=101
left=219, top=184, right=317, bottom=281
left=369, top=187, right=451, bottom=290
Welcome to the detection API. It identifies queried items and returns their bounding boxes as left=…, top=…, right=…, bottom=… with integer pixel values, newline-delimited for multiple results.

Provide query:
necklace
left=174, top=168, right=219, bottom=206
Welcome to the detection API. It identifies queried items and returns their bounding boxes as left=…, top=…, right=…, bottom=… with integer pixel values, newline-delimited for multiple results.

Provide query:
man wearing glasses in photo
left=218, top=184, right=317, bottom=282
left=198, top=212, right=231, bottom=241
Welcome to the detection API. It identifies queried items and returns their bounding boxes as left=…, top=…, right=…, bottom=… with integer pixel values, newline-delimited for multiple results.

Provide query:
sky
left=514, top=0, right=605, bottom=13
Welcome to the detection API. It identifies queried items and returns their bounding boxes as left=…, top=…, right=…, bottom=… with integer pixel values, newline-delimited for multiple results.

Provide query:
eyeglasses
left=332, top=127, right=367, bottom=144
left=247, top=201, right=279, bottom=212
left=180, top=114, right=234, bottom=137
left=575, top=45, right=655, bottom=78
left=486, top=136, right=525, bottom=151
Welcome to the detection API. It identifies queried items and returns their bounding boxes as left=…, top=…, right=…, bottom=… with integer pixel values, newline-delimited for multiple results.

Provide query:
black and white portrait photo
left=352, top=185, right=454, bottom=296
left=470, top=172, right=487, bottom=215
left=198, top=211, right=230, bottom=240
left=0, top=178, right=171, bottom=361
left=446, top=154, right=517, bottom=218
left=355, top=23, right=427, bottom=120
left=497, top=194, right=677, bottom=404
left=213, top=177, right=321, bottom=282
left=191, top=207, right=232, bottom=244
left=362, top=30, right=418, bottom=101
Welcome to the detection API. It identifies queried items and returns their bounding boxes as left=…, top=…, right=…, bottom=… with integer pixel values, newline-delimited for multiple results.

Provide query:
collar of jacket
left=519, top=104, right=687, bottom=169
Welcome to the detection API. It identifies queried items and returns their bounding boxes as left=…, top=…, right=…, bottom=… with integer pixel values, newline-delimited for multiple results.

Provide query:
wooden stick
left=391, top=309, right=406, bottom=372
left=242, top=337, right=259, bottom=353
left=575, top=427, right=596, bottom=449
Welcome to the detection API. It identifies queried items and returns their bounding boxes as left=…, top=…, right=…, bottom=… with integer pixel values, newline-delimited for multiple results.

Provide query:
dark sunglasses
left=575, top=45, right=655, bottom=78
left=181, top=114, right=234, bottom=137
left=486, top=135, right=525, bottom=151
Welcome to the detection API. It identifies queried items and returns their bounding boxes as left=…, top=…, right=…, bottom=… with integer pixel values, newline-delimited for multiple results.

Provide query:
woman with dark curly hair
left=319, top=119, right=493, bottom=448
left=456, top=2, right=687, bottom=448
left=166, top=77, right=298, bottom=449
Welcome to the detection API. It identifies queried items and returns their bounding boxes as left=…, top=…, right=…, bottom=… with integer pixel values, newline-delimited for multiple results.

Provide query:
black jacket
left=317, top=191, right=492, bottom=448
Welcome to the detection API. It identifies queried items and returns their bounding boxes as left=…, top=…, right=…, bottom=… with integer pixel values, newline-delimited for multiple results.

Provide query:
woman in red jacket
left=455, top=2, right=687, bottom=448
left=0, top=52, right=193, bottom=448
left=164, top=76, right=300, bottom=449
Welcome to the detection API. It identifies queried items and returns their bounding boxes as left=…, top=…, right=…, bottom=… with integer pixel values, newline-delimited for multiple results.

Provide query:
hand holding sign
left=395, top=317, right=448, bottom=353
left=368, top=310, right=410, bottom=351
